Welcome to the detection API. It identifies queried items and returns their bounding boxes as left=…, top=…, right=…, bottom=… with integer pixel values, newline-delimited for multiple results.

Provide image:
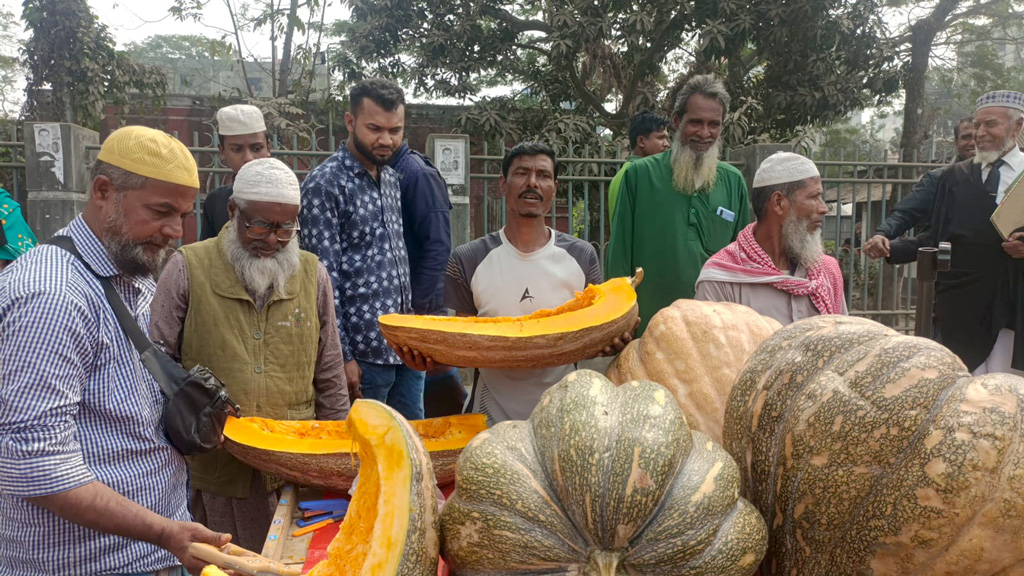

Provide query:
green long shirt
left=606, top=152, right=751, bottom=335
left=607, top=155, right=641, bottom=220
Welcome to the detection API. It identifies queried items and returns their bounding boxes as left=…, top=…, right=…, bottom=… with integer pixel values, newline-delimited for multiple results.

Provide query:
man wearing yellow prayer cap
left=0, top=125, right=230, bottom=576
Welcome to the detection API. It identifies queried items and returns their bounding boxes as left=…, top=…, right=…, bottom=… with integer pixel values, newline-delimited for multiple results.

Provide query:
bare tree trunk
left=269, top=0, right=278, bottom=97
left=224, top=0, right=255, bottom=98
left=276, top=0, right=300, bottom=98
left=897, top=0, right=961, bottom=166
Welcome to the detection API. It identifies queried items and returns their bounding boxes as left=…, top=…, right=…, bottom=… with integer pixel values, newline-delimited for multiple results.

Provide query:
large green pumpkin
left=441, top=369, right=767, bottom=575
left=724, top=315, right=1024, bottom=576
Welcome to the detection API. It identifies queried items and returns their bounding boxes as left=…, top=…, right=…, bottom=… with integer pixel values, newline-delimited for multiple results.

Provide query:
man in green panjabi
left=608, top=111, right=671, bottom=219
left=0, top=189, right=38, bottom=271
left=606, top=74, right=750, bottom=335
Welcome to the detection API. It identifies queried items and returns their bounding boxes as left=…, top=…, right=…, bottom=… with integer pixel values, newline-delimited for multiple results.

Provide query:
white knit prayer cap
left=216, top=104, right=267, bottom=136
left=752, top=152, right=820, bottom=188
left=232, top=158, right=300, bottom=205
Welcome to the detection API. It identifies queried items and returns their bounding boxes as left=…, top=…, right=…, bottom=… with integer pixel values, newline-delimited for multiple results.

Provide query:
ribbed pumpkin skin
left=723, top=315, right=1024, bottom=576
left=441, top=370, right=767, bottom=575
left=607, top=300, right=781, bottom=445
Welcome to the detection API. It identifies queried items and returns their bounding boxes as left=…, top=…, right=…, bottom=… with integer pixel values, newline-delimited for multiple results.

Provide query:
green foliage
left=21, top=0, right=166, bottom=129
left=332, top=0, right=900, bottom=148
left=0, top=7, right=22, bottom=118
left=125, top=35, right=235, bottom=63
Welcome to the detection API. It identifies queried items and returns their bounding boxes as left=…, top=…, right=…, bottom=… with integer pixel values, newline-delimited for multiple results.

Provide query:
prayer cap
left=752, top=152, right=820, bottom=188
left=217, top=104, right=267, bottom=136
left=232, top=158, right=300, bottom=206
left=976, top=90, right=1024, bottom=113
left=96, top=126, right=199, bottom=188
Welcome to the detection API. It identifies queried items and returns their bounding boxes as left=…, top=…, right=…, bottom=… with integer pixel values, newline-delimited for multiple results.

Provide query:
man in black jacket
left=201, top=104, right=272, bottom=239
left=928, top=91, right=1023, bottom=374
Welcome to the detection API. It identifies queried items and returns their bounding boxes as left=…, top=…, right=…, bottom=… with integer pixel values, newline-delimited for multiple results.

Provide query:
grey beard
left=101, top=196, right=174, bottom=278
left=220, top=223, right=301, bottom=299
left=782, top=215, right=824, bottom=270
left=670, top=132, right=721, bottom=194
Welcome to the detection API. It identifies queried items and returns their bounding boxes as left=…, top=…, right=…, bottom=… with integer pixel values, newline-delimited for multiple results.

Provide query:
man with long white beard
left=0, top=126, right=229, bottom=575
left=928, top=90, right=1024, bottom=375
left=606, top=74, right=751, bottom=335
left=694, top=152, right=846, bottom=325
left=150, top=157, right=350, bottom=552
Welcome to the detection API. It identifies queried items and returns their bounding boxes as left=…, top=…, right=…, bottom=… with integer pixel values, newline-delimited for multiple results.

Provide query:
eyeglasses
left=239, top=215, right=300, bottom=241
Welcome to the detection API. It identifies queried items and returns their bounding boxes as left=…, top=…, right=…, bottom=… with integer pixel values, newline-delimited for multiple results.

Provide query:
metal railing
left=0, top=141, right=26, bottom=208
left=5, top=131, right=950, bottom=332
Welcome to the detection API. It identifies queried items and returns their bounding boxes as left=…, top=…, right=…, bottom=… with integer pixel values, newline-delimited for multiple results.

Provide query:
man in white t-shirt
left=393, top=142, right=635, bottom=423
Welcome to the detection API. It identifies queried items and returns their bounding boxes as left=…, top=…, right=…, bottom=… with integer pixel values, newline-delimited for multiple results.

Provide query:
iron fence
left=0, top=141, right=26, bottom=209
left=5, top=130, right=951, bottom=332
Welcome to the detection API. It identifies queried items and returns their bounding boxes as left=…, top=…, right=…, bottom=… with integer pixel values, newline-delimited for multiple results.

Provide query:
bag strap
left=44, top=236, right=178, bottom=397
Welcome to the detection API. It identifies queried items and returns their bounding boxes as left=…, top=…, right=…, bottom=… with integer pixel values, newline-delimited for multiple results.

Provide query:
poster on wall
left=434, top=138, right=466, bottom=186
left=34, top=124, right=64, bottom=189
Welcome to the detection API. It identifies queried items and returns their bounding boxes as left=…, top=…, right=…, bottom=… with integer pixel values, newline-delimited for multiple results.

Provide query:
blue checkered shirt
left=300, top=146, right=412, bottom=365
left=0, top=216, right=190, bottom=576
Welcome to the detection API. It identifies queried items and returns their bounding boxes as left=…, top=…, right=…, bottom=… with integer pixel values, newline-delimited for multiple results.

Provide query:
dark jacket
left=930, top=158, right=1021, bottom=371
left=389, top=143, right=453, bottom=314
left=201, top=184, right=233, bottom=241
left=876, top=166, right=943, bottom=265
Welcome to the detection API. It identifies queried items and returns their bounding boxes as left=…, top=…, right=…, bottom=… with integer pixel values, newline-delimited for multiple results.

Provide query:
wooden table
left=260, top=485, right=450, bottom=575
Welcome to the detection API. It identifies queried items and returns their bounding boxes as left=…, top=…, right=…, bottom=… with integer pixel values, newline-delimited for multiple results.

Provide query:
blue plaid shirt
left=0, top=216, right=189, bottom=576
left=300, top=146, right=412, bottom=365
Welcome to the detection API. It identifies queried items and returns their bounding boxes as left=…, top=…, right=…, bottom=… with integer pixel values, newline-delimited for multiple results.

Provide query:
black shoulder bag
left=46, top=236, right=240, bottom=456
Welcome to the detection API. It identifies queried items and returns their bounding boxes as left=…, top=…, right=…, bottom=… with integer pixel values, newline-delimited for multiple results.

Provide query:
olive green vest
left=180, top=226, right=320, bottom=498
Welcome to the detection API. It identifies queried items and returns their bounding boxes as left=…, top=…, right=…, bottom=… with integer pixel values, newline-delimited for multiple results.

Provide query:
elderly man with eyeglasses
left=149, top=157, right=350, bottom=552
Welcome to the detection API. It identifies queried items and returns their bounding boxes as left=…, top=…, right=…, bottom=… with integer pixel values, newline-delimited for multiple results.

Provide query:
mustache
left=518, top=188, right=544, bottom=199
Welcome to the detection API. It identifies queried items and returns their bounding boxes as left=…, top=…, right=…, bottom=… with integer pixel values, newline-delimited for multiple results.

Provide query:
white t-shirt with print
left=445, top=227, right=602, bottom=423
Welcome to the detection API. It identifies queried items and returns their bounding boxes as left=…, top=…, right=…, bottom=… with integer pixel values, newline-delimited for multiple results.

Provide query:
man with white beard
left=928, top=90, right=1024, bottom=375
left=150, top=157, right=350, bottom=552
left=694, top=152, right=846, bottom=325
left=606, top=74, right=751, bottom=335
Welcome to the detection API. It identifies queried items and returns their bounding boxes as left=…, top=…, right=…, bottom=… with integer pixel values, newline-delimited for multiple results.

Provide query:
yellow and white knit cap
left=232, top=158, right=300, bottom=206
left=96, top=126, right=199, bottom=188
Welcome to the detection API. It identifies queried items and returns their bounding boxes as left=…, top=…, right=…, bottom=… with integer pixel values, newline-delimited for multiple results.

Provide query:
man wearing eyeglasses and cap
left=150, top=157, right=350, bottom=552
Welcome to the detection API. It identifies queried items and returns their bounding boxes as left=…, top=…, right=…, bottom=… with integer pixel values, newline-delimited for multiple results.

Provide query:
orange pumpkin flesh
left=222, top=414, right=486, bottom=490
left=377, top=270, right=642, bottom=369
left=308, top=399, right=439, bottom=576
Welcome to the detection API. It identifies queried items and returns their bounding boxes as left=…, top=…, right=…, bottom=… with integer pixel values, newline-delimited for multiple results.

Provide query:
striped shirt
left=0, top=216, right=190, bottom=576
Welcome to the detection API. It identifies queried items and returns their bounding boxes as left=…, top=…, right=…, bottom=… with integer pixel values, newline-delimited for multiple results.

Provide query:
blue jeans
left=357, top=361, right=425, bottom=420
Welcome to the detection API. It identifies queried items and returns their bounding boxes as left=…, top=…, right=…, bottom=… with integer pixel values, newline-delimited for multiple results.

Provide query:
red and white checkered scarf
left=698, top=223, right=845, bottom=315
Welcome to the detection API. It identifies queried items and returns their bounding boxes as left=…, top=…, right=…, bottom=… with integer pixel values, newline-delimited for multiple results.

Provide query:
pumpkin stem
left=589, top=550, right=621, bottom=576
left=630, top=267, right=644, bottom=289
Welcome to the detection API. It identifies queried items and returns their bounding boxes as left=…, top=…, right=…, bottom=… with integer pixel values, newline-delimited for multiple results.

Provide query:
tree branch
left=224, top=0, right=255, bottom=97
left=480, top=5, right=552, bottom=34
left=617, top=10, right=692, bottom=117
left=564, top=53, right=613, bottom=121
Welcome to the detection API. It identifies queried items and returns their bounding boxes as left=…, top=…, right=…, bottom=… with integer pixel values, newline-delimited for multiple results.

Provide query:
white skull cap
left=216, top=104, right=267, bottom=136
left=752, top=152, right=820, bottom=188
left=232, top=158, right=300, bottom=206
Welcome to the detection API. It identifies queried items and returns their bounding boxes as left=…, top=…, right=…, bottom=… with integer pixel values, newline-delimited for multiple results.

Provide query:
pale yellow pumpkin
left=607, top=299, right=781, bottom=444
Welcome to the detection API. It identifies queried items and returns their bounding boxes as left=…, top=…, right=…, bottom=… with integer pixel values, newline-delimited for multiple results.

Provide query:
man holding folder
left=930, top=90, right=1023, bottom=375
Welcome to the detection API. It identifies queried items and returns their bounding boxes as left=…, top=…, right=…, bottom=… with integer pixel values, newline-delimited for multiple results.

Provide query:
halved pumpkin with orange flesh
left=222, top=413, right=486, bottom=491
left=307, top=399, right=439, bottom=576
left=378, top=269, right=643, bottom=369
